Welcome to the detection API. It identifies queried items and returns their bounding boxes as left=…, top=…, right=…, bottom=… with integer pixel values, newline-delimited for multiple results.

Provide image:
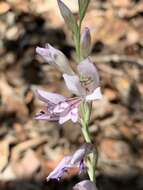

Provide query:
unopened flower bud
left=36, top=44, right=74, bottom=75
left=81, top=27, right=91, bottom=58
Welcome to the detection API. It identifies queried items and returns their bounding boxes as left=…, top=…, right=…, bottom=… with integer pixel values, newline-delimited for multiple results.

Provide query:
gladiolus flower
left=35, top=89, right=80, bottom=124
left=63, top=57, right=102, bottom=101
left=47, top=143, right=94, bottom=181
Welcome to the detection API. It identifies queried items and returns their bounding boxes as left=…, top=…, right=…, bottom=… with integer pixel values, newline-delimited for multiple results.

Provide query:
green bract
left=78, top=0, right=90, bottom=22
left=57, top=0, right=78, bottom=35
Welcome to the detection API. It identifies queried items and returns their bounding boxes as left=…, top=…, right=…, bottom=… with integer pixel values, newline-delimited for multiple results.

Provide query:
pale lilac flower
left=47, top=156, right=72, bottom=181
left=47, top=143, right=94, bottom=181
left=35, top=89, right=80, bottom=124
left=63, top=57, right=102, bottom=101
left=73, top=180, right=98, bottom=190
left=36, top=43, right=74, bottom=75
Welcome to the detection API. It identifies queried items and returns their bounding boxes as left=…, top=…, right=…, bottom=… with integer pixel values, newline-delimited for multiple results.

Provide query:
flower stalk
left=35, top=1, right=102, bottom=189
left=74, top=20, right=82, bottom=62
left=80, top=102, right=97, bottom=182
left=74, top=6, right=98, bottom=182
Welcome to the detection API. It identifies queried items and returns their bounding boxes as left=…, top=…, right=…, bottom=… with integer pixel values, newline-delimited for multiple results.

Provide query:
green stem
left=73, top=17, right=97, bottom=183
left=81, top=125, right=91, bottom=143
left=74, top=20, right=82, bottom=62
left=80, top=102, right=97, bottom=183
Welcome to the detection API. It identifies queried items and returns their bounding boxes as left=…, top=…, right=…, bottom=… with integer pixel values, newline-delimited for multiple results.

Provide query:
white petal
left=36, top=89, right=66, bottom=104
left=85, top=87, right=102, bottom=101
left=53, top=101, right=69, bottom=113
left=63, top=74, right=85, bottom=96
left=59, top=111, right=71, bottom=124
left=59, top=107, right=78, bottom=124
left=70, top=108, right=78, bottom=123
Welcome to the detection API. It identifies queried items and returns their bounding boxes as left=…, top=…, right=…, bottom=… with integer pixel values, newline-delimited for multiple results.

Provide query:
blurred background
left=0, top=0, right=143, bottom=189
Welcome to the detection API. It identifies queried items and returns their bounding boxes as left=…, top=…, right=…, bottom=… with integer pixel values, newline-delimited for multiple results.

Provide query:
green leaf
left=57, top=0, right=78, bottom=34
left=78, top=0, right=90, bottom=22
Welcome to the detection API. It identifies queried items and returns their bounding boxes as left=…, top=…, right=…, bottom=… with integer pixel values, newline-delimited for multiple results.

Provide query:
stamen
left=80, top=75, right=93, bottom=86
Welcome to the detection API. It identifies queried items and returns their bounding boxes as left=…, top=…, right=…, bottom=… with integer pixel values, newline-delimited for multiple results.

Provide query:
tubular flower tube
left=73, top=180, right=98, bottom=190
left=46, top=143, right=94, bottom=181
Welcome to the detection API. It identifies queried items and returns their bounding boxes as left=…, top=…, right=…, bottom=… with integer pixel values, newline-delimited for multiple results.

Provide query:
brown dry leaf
left=0, top=136, right=16, bottom=172
left=117, top=1, right=143, bottom=18
left=30, top=0, right=78, bottom=27
left=138, top=83, right=143, bottom=96
left=102, top=125, right=121, bottom=138
left=100, top=139, right=129, bottom=160
left=91, top=98, right=113, bottom=120
left=118, top=126, right=133, bottom=140
left=97, top=17, right=126, bottom=45
left=126, top=29, right=139, bottom=45
left=110, top=0, right=131, bottom=8
left=104, top=88, right=119, bottom=101
left=44, top=156, right=63, bottom=173
left=13, top=123, right=28, bottom=142
left=83, top=9, right=127, bottom=45
left=113, top=76, right=130, bottom=103
left=0, top=165, right=16, bottom=181
left=99, top=138, right=138, bottom=177
left=41, top=0, right=78, bottom=13
left=24, top=90, right=34, bottom=105
left=12, top=137, right=48, bottom=161
left=84, top=8, right=139, bottom=46
left=0, top=164, right=16, bottom=181
left=0, top=2, right=10, bottom=15
left=12, top=149, right=40, bottom=178
left=0, top=76, right=28, bottom=119
left=0, top=141, right=9, bottom=172
left=8, top=0, right=29, bottom=12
